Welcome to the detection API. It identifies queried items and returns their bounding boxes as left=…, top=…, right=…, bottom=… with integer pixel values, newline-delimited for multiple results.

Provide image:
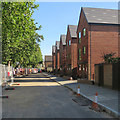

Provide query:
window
left=83, top=28, right=86, bottom=36
left=79, top=32, right=81, bottom=43
left=83, top=65, right=85, bottom=71
left=79, top=65, right=81, bottom=70
left=79, top=48, right=81, bottom=60
left=86, top=67, right=87, bottom=72
left=83, top=46, right=86, bottom=54
left=69, top=40, right=71, bottom=45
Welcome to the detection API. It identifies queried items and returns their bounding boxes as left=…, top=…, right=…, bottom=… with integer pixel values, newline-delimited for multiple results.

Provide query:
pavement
left=43, top=72, right=120, bottom=118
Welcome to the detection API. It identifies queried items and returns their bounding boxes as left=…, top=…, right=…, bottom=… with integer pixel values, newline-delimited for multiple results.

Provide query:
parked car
left=29, top=68, right=32, bottom=74
left=38, top=68, right=42, bottom=73
left=32, top=68, right=38, bottom=74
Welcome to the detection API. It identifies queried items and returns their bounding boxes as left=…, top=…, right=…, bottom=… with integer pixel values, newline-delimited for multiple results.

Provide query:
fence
left=1, top=65, right=39, bottom=87
left=95, top=63, right=119, bottom=90
left=1, top=65, right=27, bottom=87
left=1, top=64, right=13, bottom=87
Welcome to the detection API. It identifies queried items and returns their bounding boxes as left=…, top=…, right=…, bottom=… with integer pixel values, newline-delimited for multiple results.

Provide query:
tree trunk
left=8, top=60, right=10, bottom=72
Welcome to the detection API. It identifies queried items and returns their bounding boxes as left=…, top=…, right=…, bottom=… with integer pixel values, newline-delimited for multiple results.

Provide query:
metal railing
left=1, top=64, right=13, bottom=87
left=1, top=65, right=38, bottom=87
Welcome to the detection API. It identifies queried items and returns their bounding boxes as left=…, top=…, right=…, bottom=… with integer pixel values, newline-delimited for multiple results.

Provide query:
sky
left=32, top=2, right=118, bottom=60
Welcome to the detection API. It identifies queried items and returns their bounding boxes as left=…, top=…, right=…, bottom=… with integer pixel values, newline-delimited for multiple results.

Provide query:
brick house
left=59, top=35, right=67, bottom=75
left=66, top=25, right=78, bottom=76
left=77, top=7, right=119, bottom=81
left=44, top=55, right=52, bottom=72
left=52, top=45, right=56, bottom=72
left=55, top=41, right=60, bottom=73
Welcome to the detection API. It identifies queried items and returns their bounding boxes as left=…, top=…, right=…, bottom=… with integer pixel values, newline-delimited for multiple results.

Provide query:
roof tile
left=82, top=7, right=119, bottom=24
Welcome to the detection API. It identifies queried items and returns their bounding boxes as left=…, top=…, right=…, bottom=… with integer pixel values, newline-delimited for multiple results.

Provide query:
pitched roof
left=52, top=45, right=55, bottom=53
left=45, top=55, right=52, bottom=62
left=56, top=41, right=60, bottom=50
left=60, top=35, right=66, bottom=45
left=82, top=7, right=119, bottom=25
left=68, top=25, right=77, bottom=38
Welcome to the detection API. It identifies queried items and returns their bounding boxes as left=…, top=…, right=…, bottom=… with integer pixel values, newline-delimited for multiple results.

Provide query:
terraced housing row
left=52, top=7, right=119, bottom=81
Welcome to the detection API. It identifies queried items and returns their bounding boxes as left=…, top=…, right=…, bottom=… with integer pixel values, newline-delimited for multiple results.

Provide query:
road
left=2, top=73, right=113, bottom=118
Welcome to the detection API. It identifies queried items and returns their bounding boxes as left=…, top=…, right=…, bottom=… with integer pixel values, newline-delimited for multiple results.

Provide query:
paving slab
left=44, top=73, right=120, bottom=118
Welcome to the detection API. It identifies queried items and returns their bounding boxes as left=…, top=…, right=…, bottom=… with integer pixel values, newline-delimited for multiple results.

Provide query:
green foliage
left=102, top=52, right=120, bottom=63
left=0, top=2, right=2, bottom=64
left=2, top=2, right=43, bottom=67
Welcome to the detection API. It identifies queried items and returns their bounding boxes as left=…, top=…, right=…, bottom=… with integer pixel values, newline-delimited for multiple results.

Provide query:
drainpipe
left=90, top=24, right=91, bottom=81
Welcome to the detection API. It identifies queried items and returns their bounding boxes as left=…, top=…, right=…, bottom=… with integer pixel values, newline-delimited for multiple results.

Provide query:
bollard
left=77, top=85, right=80, bottom=96
left=95, top=92, right=98, bottom=103
left=92, top=92, right=98, bottom=110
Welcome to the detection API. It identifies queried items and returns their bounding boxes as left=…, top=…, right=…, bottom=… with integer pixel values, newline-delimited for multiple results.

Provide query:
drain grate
left=72, top=97, right=91, bottom=106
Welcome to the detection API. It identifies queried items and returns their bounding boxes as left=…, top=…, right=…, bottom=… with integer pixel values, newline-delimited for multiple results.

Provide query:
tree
left=0, top=2, right=2, bottom=64
left=28, top=43, right=43, bottom=68
left=2, top=2, right=43, bottom=67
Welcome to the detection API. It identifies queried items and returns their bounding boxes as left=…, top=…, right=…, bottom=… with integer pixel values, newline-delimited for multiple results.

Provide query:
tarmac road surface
left=2, top=73, right=113, bottom=118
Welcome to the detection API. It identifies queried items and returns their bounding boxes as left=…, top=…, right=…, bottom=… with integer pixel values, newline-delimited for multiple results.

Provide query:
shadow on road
left=14, top=80, right=53, bottom=82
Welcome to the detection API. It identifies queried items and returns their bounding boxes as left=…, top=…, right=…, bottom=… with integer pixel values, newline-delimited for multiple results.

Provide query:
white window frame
left=69, top=40, right=71, bottom=46
left=83, top=28, right=86, bottom=36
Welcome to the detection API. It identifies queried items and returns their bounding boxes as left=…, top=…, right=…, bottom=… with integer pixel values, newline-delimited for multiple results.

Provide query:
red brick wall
left=60, top=40, right=63, bottom=68
left=66, top=27, right=71, bottom=66
left=66, top=27, right=72, bottom=75
left=90, top=24, right=118, bottom=80
left=59, top=42, right=67, bottom=74
left=52, top=52, right=56, bottom=70
left=63, top=46, right=66, bottom=66
left=60, top=39, right=66, bottom=71
left=77, top=8, right=119, bottom=80
left=55, top=48, right=57, bottom=70
left=66, top=26, right=77, bottom=75
left=57, top=51, right=60, bottom=70
left=45, top=61, right=52, bottom=68
left=53, top=54, right=56, bottom=69
left=71, top=41, right=77, bottom=69
left=52, top=53, right=53, bottom=69
left=55, top=43, right=60, bottom=71
left=119, top=33, right=120, bottom=57
left=61, top=45, right=67, bottom=70
left=77, top=9, right=89, bottom=78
